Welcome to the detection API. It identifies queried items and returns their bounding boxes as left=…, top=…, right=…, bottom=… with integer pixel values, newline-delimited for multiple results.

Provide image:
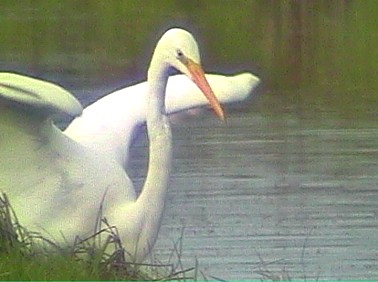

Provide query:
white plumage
left=0, top=28, right=259, bottom=262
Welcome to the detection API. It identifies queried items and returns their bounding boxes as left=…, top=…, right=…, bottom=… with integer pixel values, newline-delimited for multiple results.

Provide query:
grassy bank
left=0, top=193, right=197, bottom=280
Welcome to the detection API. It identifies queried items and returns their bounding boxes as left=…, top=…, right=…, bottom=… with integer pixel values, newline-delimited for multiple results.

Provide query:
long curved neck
left=135, top=57, right=172, bottom=242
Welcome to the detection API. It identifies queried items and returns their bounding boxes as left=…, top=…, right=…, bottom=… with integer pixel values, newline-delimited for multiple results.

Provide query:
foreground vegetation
left=0, top=193, right=197, bottom=280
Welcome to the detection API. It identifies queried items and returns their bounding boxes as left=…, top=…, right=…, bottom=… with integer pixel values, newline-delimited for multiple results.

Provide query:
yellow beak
left=186, top=59, right=225, bottom=121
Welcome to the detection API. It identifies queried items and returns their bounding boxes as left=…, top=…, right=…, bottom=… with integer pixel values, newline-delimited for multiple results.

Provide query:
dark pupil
left=177, top=50, right=183, bottom=57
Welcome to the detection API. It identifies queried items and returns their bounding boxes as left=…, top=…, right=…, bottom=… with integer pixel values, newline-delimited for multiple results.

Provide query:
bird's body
left=0, top=73, right=173, bottom=261
left=65, top=73, right=259, bottom=167
left=0, top=28, right=259, bottom=262
left=0, top=74, right=137, bottom=256
left=0, top=108, right=134, bottom=229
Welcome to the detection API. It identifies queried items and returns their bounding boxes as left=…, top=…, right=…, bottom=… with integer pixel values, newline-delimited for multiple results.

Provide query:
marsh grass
left=0, top=193, right=197, bottom=280
left=252, top=253, right=291, bottom=281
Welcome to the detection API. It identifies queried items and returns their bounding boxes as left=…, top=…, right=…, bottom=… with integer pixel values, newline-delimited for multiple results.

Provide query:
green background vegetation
left=0, top=0, right=377, bottom=117
left=0, top=1, right=376, bottom=279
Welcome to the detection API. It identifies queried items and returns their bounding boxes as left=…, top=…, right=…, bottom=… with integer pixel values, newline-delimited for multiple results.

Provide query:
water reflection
left=1, top=1, right=377, bottom=116
left=1, top=0, right=377, bottom=279
left=128, top=106, right=378, bottom=280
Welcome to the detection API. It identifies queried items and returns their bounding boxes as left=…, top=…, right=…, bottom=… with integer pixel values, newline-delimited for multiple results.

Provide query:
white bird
left=0, top=28, right=232, bottom=262
left=65, top=73, right=260, bottom=167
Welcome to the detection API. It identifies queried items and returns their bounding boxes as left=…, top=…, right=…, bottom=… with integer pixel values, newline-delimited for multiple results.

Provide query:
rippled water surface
left=127, top=107, right=378, bottom=280
left=1, top=2, right=377, bottom=279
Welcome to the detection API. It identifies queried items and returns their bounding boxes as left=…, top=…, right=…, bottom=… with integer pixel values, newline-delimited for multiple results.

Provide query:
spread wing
left=65, top=72, right=260, bottom=166
left=0, top=72, right=82, bottom=117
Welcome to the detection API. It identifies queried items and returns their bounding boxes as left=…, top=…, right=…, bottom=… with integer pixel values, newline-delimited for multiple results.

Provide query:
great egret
left=65, top=73, right=260, bottom=167
left=0, top=28, right=228, bottom=262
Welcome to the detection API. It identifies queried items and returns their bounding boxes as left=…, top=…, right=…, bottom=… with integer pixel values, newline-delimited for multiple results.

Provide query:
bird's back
left=0, top=73, right=135, bottom=243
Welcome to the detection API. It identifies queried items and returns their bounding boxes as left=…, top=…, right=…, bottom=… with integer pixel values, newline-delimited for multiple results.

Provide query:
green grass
left=0, top=193, right=197, bottom=280
left=0, top=251, right=101, bottom=280
left=0, top=192, right=309, bottom=281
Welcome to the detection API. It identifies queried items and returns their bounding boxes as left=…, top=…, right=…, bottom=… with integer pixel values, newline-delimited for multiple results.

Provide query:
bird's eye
left=176, top=49, right=184, bottom=58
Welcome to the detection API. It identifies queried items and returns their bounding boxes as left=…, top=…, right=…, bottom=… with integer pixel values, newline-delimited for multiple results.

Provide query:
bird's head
left=152, top=28, right=225, bottom=120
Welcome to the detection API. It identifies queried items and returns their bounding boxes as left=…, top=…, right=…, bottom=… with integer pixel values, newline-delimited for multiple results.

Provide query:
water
left=1, top=2, right=377, bottom=279
left=127, top=106, right=378, bottom=280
